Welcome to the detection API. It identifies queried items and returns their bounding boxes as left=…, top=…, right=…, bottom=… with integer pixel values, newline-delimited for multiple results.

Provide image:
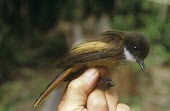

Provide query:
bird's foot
left=97, top=76, right=114, bottom=90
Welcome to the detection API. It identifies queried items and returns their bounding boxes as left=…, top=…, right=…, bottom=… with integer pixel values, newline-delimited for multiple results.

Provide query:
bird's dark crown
left=124, top=32, right=150, bottom=60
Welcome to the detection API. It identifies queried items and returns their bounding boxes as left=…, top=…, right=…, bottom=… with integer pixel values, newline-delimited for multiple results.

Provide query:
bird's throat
left=124, top=47, right=136, bottom=62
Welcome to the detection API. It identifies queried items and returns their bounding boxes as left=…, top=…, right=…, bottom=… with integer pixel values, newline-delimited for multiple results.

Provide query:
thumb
left=68, top=68, right=99, bottom=95
left=58, top=68, right=99, bottom=110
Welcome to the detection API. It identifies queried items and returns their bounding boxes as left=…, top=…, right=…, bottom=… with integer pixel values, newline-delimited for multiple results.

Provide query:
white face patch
left=124, top=47, right=136, bottom=62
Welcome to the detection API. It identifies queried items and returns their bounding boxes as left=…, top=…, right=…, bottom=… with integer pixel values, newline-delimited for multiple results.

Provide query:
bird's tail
left=33, top=68, right=73, bottom=107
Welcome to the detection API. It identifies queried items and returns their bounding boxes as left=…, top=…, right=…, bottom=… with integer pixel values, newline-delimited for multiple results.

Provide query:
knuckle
left=91, top=97, right=107, bottom=107
left=68, top=79, right=84, bottom=90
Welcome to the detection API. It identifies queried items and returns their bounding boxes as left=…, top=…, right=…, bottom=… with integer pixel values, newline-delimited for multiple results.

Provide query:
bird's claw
left=97, top=76, right=114, bottom=90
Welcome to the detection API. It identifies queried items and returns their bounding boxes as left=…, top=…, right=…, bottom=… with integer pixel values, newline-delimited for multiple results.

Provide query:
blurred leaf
left=112, top=15, right=134, bottom=30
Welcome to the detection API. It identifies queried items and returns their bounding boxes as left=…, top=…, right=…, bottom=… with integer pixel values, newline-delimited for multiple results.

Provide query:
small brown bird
left=33, top=30, right=150, bottom=107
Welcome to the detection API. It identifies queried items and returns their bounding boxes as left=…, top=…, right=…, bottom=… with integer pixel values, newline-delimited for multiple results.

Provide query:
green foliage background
left=0, top=0, right=170, bottom=111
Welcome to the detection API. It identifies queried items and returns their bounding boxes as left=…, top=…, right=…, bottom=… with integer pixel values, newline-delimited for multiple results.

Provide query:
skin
left=57, top=68, right=131, bottom=111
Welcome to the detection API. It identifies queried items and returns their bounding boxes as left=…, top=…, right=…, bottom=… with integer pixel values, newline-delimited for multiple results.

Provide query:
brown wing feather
left=56, top=31, right=124, bottom=68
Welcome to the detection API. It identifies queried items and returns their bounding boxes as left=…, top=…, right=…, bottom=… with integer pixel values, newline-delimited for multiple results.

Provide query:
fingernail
left=84, top=68, right=98, bottom=77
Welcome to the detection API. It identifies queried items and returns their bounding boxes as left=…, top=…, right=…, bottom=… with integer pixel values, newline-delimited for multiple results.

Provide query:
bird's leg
left=95, top=66, right=114, bottom=90
left=97, top=76, right=114, bottom=90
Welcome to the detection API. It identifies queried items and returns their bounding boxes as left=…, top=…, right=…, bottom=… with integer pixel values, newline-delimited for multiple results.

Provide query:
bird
left=33, top=30, right=150, bottom=107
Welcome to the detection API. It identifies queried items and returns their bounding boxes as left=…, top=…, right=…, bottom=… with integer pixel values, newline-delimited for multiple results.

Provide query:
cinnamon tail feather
left=33, top=68, right=73, bottom=107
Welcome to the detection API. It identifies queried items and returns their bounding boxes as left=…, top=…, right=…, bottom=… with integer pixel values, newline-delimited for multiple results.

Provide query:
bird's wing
left=56, top=31, right=124, bottom=68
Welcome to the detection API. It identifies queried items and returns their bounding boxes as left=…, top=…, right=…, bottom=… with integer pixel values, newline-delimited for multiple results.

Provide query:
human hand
left=57, top=68, right=131, bottom=111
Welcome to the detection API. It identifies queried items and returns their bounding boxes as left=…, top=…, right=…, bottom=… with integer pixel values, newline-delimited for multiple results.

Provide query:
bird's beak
left=136, top=58, right=145, bottom=71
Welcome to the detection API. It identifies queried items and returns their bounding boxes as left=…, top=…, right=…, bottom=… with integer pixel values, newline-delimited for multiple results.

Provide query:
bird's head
left=123, top=32, right=150, bottom=71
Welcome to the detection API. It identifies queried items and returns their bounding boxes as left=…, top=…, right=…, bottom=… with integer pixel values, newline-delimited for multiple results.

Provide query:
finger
left=87, top=89, right=108, bottom=111
left=58, top=68, right=99, bottom=110
left=116, top=103, right=131, bottom=111
left=67, top=68, right=99, bottom=95
left=105, top=90, right=118, bottom=111
left=98, top=66, right=108, bottom=77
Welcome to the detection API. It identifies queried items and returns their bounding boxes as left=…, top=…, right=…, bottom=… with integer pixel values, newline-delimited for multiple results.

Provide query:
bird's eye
left=133, top=46, right=138, bottom=52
